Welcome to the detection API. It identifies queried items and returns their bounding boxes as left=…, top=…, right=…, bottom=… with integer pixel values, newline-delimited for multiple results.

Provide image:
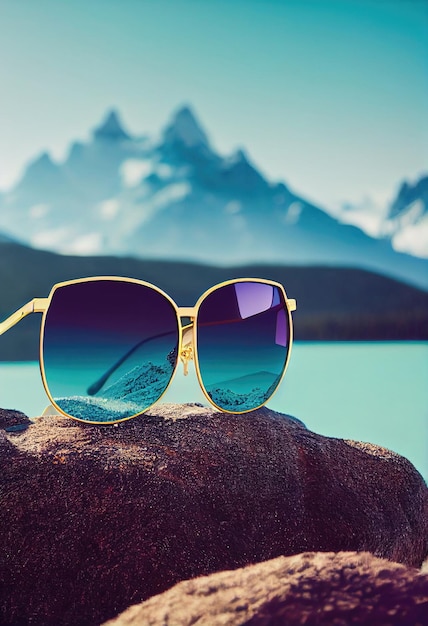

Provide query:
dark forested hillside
left=1, top=241, right=427, bottom=360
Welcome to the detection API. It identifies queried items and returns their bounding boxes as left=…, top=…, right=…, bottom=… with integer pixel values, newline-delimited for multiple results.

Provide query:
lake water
left=1, top=342, right=427, bottom=481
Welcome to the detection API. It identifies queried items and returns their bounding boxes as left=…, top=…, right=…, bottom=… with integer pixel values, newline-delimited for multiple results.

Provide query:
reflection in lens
left=42, top=280, right=179, bottom=422
left=197, top=281, right=290, bottom=412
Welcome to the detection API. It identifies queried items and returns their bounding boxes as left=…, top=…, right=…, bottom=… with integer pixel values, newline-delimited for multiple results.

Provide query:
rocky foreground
left=0, top=404, right=427, bottom=625
left=103, top=551, right=428, bottom=626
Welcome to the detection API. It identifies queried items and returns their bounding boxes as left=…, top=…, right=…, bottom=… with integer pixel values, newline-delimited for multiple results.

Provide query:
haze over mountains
left=0, top=106, right=427, bottom=289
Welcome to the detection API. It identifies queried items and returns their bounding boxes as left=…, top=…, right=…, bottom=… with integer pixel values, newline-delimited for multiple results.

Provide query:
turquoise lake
left=1, top=342, right=427, bottom=481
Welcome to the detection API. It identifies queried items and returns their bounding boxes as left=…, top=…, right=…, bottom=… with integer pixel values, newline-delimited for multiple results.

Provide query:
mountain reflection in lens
left=42, top=279, right=179, bottom=422
left=196, top=281, right=290, bottom=412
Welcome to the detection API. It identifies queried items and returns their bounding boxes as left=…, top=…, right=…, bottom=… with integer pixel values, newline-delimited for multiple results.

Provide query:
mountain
left=337, top=174, right=428, bottom=260
left=0, top=106, right=427, bottom=289
left=93, top=110, right=132, bottom=142
left=0, top=231, right=17, bottom=244
left=388, top=176, right=428, bottom=220
left=386, top=175, right=428, bottom=259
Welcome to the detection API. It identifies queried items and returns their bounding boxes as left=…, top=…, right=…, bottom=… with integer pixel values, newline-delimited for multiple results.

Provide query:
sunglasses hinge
left=33, top=298, right=49, bottom=313
left=0, top=298, right=49, bottom=336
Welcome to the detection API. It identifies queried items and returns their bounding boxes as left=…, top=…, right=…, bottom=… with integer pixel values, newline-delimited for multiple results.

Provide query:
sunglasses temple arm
left=87, top=328, right=178, bottom=395
left=0, top=298, right=47, bottom=336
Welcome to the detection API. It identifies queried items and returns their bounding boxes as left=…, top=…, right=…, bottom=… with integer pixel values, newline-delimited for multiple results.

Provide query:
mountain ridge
left=0, top=105, right=427, bottom=289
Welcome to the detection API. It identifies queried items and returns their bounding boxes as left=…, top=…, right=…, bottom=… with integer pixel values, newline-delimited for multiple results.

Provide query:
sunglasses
left=0, top=277, right=296, bottom=424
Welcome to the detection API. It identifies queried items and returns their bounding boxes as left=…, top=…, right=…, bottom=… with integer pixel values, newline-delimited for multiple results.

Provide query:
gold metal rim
left=38, top=277, right=184, bottom=425
left=191, top=278, right=295, bottom=415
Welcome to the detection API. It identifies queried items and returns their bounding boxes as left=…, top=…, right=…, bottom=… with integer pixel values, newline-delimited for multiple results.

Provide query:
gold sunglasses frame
left=0, top=276, right=296, bottom=424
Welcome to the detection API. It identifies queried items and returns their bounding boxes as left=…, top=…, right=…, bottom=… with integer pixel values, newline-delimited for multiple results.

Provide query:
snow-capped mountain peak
left=25, top=152, right=58, bottom=175
left=93, top=109, right=131, bottom=142
left=388, top=175, right=428, bottom=221
left=162, top=105, right=210, bottom=150
left=15, top=151, right=65, bottom=197
left=386, top=175, right=428, bottom=259
left=221, top=148, right=268, bottom=194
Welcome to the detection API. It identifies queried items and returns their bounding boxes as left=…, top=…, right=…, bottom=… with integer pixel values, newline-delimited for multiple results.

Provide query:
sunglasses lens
left=42, top=280, right=179, bottom=422
left=197, top=281, right=291, bottom=412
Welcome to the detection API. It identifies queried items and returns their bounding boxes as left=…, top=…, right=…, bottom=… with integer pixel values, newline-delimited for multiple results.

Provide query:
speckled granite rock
left=0, top=404, right=427, bottom=626
left=103, top=551, right=428, bottom=626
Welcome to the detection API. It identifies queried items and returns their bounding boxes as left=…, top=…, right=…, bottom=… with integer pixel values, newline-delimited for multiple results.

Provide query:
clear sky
left=0, top=0, right=427, bottom=210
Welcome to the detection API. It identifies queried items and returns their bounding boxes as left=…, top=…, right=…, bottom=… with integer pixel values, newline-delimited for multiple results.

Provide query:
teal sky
left=0, top=0, right=427, bottom=209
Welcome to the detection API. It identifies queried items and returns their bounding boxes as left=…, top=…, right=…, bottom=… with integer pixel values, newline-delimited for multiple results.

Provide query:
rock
left=0, top=407, right=32, bottom=431
left=0, top=404, right=427, bottom=626
left=103, top=551, right=428, bottom=626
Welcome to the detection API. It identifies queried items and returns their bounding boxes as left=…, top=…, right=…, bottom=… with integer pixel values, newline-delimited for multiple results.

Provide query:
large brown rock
left=0, top=404, right=427, bottom=626
left=103, top=551, right=428, bottom=626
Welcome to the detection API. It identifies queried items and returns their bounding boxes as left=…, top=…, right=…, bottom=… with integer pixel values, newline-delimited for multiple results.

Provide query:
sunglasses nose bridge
left=177, top=307, right=197, bottom=377
left=179, top=326, right=194, bottom=376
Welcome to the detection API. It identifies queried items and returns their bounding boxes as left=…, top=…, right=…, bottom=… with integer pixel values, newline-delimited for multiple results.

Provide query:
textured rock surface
left=103, top=551, right=428, bottom=626
left=0, top=404, right=427, bottom=626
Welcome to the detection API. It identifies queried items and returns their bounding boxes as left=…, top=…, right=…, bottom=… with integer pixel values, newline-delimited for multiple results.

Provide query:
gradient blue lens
left=42, top=279, right=179, bottom=422
left=196, top=281, right=290, bottom=412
